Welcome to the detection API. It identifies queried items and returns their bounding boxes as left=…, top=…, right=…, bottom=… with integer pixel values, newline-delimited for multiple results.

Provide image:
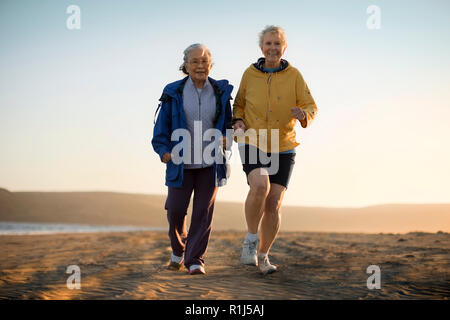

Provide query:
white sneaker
left=258, top=254, right=277, bottom=275
left=241, top=239, right=258, bottom=266
left=167, top=253, right=184, bottom=270
left=188, top=264, right=205, bottom=275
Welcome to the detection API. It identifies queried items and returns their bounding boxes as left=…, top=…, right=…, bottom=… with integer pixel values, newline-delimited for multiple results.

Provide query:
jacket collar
left=185, top=76, right=213, bottom=93
left=253, top=57, right=289, bottom=73
left=163, top=76, right=231, bottom=99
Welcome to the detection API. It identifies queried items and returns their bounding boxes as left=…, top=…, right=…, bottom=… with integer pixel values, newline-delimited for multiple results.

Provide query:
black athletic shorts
left=238, top=144, right=296, bottom=189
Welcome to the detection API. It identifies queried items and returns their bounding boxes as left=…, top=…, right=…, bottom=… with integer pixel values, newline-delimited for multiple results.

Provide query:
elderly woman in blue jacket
left=152, top=43, right=233, bottom=275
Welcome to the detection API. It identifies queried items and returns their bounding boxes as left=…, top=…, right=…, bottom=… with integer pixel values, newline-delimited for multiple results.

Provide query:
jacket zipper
left=196, top=88, right=202, bottom=167
left=197, top=90, right=201, bottom=121
left=267, top=73, right=272, bottom=122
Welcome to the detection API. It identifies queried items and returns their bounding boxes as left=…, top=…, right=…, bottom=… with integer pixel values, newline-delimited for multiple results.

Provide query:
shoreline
left=0, top=221, right=167, bottom=236
left=1, top=221, right=447, bottom=236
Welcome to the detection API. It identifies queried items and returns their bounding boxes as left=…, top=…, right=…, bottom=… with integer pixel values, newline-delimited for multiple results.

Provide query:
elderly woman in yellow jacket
left=232, top=25, right=317, bottom=275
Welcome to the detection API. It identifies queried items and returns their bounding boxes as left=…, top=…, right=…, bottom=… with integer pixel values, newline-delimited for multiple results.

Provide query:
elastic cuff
left=300, top=118, right=307, bottom=128
left=158, top=148, right=169, bottom=161
left=231, top=118, right=244, bottom=125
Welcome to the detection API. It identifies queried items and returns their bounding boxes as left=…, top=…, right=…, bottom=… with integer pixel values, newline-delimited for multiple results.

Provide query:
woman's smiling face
left=260, top=31, right=287, bottom=66
left=185, top=48, right=212, bottom=85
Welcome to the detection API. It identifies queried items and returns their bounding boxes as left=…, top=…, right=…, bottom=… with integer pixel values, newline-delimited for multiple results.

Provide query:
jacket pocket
left=165, top=160, right=180, bottom=181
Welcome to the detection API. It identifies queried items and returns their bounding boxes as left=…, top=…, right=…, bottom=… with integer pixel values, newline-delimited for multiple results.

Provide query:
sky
left=1, top=0, right=450, bottom=208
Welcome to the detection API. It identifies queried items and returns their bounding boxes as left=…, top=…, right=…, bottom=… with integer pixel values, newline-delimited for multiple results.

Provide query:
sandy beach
left=1, top=230, right=449, bottom=300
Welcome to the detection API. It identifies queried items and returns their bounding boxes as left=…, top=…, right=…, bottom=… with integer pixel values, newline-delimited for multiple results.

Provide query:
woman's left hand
left=290, top=107, right=306, bottom=121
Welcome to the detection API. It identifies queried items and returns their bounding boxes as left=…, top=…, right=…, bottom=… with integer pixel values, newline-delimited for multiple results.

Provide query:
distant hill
left=1, top=188, right=449, bottom=233
left=0, top=189, right=168, bottom=227
left=0, top=188, right=17, bottom=216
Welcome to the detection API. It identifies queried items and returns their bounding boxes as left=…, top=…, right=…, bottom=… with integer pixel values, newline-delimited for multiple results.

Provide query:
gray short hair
left=179, top=43, right=212, bottom=75
left=258, top=25, right=287, bottom=47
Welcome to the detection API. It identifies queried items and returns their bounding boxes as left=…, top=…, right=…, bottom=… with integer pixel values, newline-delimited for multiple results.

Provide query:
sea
left=0, top=222, right=166, bottom=235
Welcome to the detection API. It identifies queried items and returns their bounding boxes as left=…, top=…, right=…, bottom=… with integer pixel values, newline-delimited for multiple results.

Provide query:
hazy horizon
left=3, top=187, right=450, bottom=209
left=2, top=189, right=449, bottom=233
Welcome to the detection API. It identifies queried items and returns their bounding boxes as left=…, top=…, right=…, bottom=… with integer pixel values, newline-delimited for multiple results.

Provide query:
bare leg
left=259, top=183, right=286, bottom=254
left=245, top=168, right=270, bottom=234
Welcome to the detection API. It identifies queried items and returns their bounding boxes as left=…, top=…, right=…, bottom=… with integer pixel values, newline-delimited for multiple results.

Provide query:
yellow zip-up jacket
left=233, top=62, right=317, bottom=153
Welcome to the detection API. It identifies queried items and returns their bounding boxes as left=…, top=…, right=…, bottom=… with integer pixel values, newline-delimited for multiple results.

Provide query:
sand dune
left=0, top=230, right=448, bottom=299
left=1, top=188, right=449, bottom=233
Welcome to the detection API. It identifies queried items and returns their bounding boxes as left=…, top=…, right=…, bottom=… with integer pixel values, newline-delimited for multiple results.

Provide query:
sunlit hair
left=179, top=43, right=212, bottom=75
left=258, top=25, right=287, bottom=47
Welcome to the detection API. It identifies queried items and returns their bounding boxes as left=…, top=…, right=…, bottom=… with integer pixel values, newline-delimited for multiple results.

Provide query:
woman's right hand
left=233, top=120, right=247, bottom=134
left=161, top=152, right=171, bottom=163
